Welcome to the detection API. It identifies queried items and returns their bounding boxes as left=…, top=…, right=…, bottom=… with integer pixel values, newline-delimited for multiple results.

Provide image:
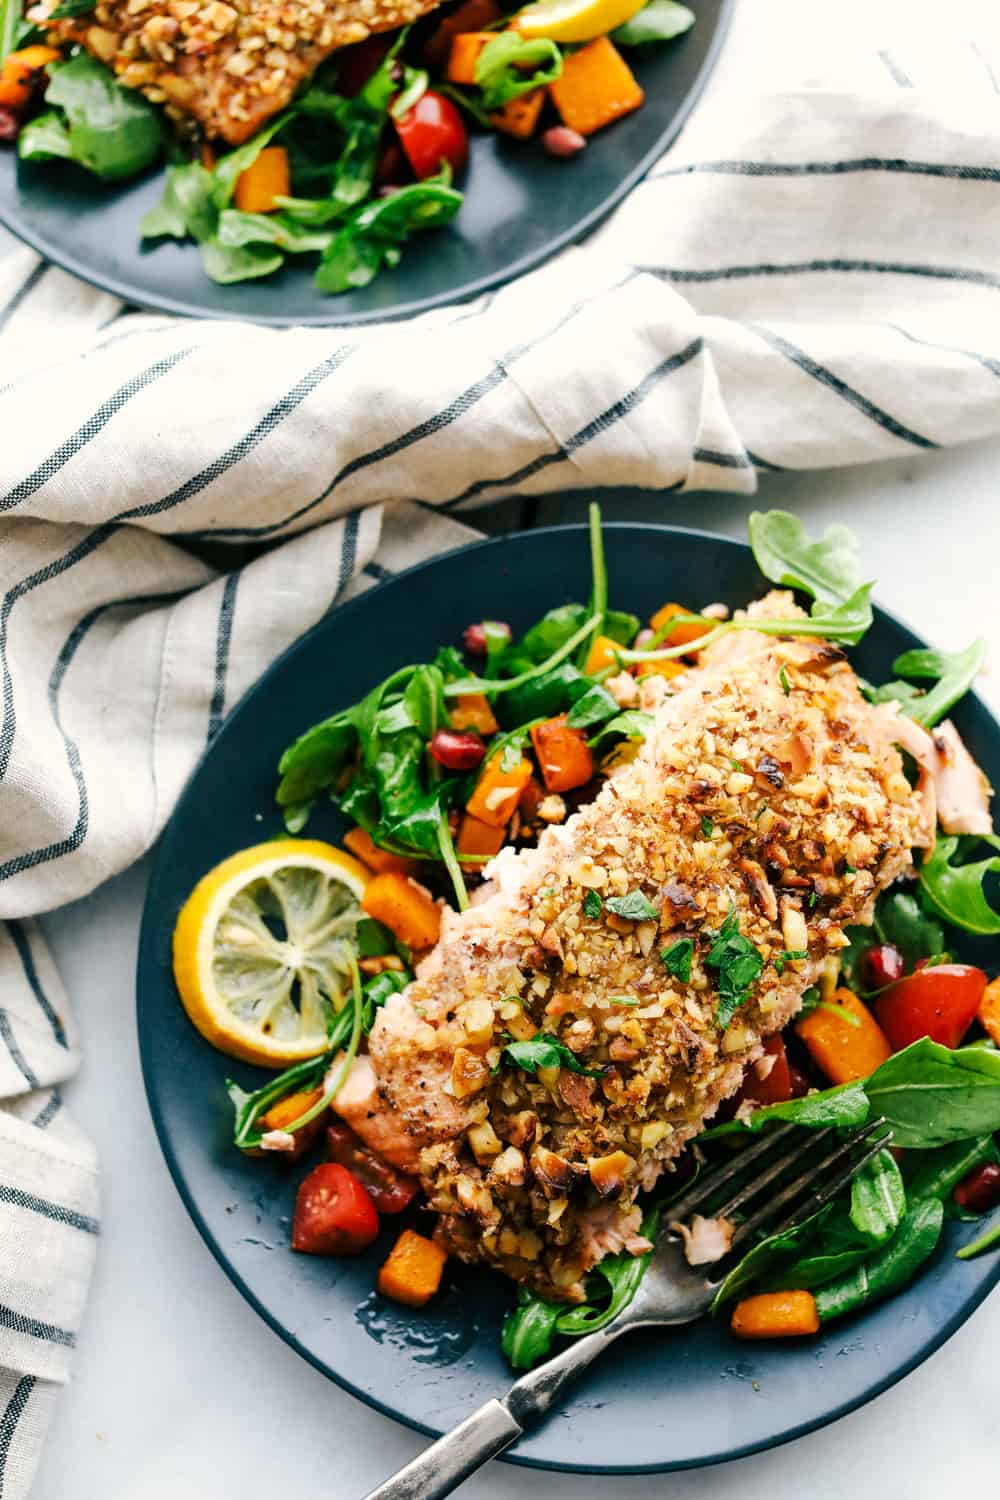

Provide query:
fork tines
left=669, top=1117, right=893, bottom=1258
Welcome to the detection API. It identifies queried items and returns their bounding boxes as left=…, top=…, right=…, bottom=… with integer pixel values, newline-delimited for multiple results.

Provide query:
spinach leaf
left=613, top=0, right=695, bottom=47
left=749, top=510, right=866, bottom=609
left=605, top=890, right=658, bottom=922
left=565, top=683, right=621, bottom=730
left=402, top=664, right=446, bottom=741
left=849, top=1147, right=905, bottom=1245
left=199, top=238, right=285, bottom=284
left=770, top=1204, right=874, bottom=1292
left=711, top=1206, right=832, bottom=1310
left=814, top=1197, right=944, bottom=1323
left=661, top=938, right=694, bottom=983
left=17, top=111, right=74, bottom=164
left=919, top=834, right=1000, bottom=936
left=704, top=906, right=763, bottom=1029
left=516, top=605, right=589, bottom=664
left=21, top=55, right=164, bottom=180
left=356, top=916, right=396, bottom=958
left=867, top=639, right=986, bottom=728
left=141, top=161, right=216, bottom=241
left=497, top=1032, right=603, bottom=1078
left=474, top=32, right=562, bottom=110
left=501, top=1288, right=563, bottom=1370
left=315, top=176, right=462, bottom=293
left=277, top=711, right=357, bottom=808
left=603, top=609, right=641, bottom=647
left=866, top=1039, right=1000, bottom=1147
left=556, top=1207, right=660, bottom=1335
left=501, top=662, right=590, bottom=725
left=700, top=1080, right=870, bottom=1138
left=382, top=784, right=455, bottom=857
left=906, top=1135, right=999, bottom=1205
left=589, top=710, right=653, bottom=752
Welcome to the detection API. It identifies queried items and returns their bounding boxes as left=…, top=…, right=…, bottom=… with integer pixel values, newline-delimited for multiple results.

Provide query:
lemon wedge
left=172, top=839, right=369, bottom=1068
left=514, top=0, right=647, bottom=43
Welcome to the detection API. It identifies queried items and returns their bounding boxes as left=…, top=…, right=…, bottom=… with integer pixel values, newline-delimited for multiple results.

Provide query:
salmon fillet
left=35, top=0, right=442, bottom=144
left=335, top=594, right=925, bottom=1300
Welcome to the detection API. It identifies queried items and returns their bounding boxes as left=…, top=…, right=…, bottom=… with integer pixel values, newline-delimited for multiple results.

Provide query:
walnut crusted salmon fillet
left=33, top=0, right=443, bottom=144
left=333, top=593, right=926, bottom=1301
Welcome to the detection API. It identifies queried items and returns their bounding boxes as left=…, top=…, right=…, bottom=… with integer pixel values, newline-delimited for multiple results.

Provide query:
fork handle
left=361, top=1329, right=614, bottom=1500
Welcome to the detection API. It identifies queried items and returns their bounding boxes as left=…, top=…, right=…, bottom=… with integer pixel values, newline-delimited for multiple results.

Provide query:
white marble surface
left=34, top=435, right=1000, bottom=1499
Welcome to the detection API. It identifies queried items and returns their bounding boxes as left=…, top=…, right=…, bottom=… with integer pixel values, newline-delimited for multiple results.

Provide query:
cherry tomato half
left=393, top=90, right=468, bottom=181
left=326, top=1123, right=420, bottom=1215
left=874, top=963, right=987, bottom=1051
left=291, top=1162, right=379, bottom=1255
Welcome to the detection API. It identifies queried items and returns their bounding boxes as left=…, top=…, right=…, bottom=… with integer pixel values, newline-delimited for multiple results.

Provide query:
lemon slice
left=172, top=839, right=370, bottom=1068
left=514, top=0, right=646, bottom=43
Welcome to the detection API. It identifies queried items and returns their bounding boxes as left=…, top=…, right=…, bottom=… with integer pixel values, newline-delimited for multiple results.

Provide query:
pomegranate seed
left=861, top=943, right=905, bottom=991
left=541, top=125, right=587, bottom=159
left=954, top=1162, right=1000, bottom=1214
left=429, top=729, right=486, bottom=771
left=0, top=107, right=20, bottom=143
left=462, top=621, right=511, bottom=656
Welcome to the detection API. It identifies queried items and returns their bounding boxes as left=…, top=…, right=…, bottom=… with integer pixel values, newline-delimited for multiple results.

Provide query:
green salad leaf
left=474, top=32, right=562, bottom=110
left=589, top=710, right=653, bottom=751
left=813, top=1198, right=944, bottom=1323
left=612, top=0, right=695, bottom=47
left=865, top=1038, right=1000, bottom=1148
left=918, top=833, right=1000, bottom=936
left=866, top=639, right=987, bottom=728
left=315, top=176, right=463, bottom=293
left=701, top=1080, right=871, bottom=1138
left=20, top=54, right=164, bottom=181
left=661, top=938, right=694, bottom=983
left=849, top=1147, right=905, bottom=1245
left=565, top=682, right=621, bottom=730
left=497, top=1033, right=604, bottom=1078
left=748, top=510, right=866, bottom=609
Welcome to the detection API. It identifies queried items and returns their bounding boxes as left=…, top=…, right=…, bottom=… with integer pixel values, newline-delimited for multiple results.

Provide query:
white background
left=30, top=0, right=1000, bottom=1494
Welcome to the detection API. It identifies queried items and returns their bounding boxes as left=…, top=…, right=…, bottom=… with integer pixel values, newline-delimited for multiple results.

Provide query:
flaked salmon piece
left=35, top=0, right=442, bottom=145
left=873, top=706, right=993, bottom=838
left=360, top=594, right=925, bottom=1300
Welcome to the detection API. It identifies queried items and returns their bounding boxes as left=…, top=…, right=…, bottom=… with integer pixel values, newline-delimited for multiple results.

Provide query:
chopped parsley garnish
left=661, top=938, right=694, bottom=984
left=730, top=759, right=745, bottom=772
left=779, top=665, right=791, bottom=695
left=539, top=887, right=556, bottom=897
left=774, top=948, right=808, bottom=975
left=844, top=863, right=857, bottom=874
left=582, top=889, right=603, bottom=919
left=808, top=891, right=819, bottom=909
left=701, top=815, right=714, bottom=838
left=605, top=890, right=658, bottom=922
left=497, top=1033, right=604, bottom=1077
left=704, top=905, right=763, bottom=1029
left=609, top=995, right=641, bottom=1007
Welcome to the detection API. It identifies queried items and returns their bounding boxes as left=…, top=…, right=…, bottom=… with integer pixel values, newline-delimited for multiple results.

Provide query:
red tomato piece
left=291, top=1162, right=379, bottom=1255
left=326, top=1124, right=420, bottom=1215
left=874, top=963, right=987, bottom=1051
left=393, top=90, right=468, bottom=181
left=738, top=1034, right=793, bottom=1105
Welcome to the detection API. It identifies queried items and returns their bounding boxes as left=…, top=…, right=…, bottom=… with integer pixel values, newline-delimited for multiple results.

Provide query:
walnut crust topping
left=367, top=592, right=924, bottom=1301
left=31, top=0, right=442, bottom=143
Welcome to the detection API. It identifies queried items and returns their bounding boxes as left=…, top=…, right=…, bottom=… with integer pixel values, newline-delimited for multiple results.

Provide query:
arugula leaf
left=474, top=32, right=562, bottom=110
left=865, top=1038, right=1000, bottom=1148
left=497, top=1032, right=604, bottom=1078
left=612, top=0, right=695, bottom=47
left=749, top=510, right=865, bottom=608
left=589, top=710, right=653, bottom=752
left=918, top=833, right=1000, bottom=936
left=315, top=176, right=462, bottom=293
left=402, top=664, right=446, bottom=741
left=582, top=889, right=603, bottom=919
left=867, top=639, right=986, bottom=728
left=814, top=1197, right=944, bottom=1323
left=200, top=238, right=285, bottom=284
left=141, top=161, right=216, bottom=241
left=849, top=1147, right=905, bottom=1245
left=276, top=711, right=357, bottom=807
left=501, top=662, right=590, bottom=726
left=216, top=209, right=334, bottom=255
left=767, top=1204, right=875, bottom=1292
left=704, top=906, right=763, bottom=1029
left=565, top=683, right=621, bottom=731
left=604, top=609, right=641, bottom=647
left=605, top=890, right=658, bottom=922
left=661, top=938, right=693, bottom=983
left=516, top=605, right=589, bottom=664
left=20, top=55, right=164, bottom=181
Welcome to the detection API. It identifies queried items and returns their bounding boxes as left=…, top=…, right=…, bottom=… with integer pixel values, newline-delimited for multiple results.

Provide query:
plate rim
left=136, top=518, right=1000, bottom=1472
left=0, top=0, right=734, bottom=327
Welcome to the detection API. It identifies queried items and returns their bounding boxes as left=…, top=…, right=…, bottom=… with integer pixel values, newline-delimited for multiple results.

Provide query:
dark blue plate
left=0, top=2, right=730, bottom=325
left=137, top=522, right=1000, bottom=1472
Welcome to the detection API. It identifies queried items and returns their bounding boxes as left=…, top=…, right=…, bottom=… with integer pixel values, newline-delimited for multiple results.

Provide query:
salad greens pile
left=19, top=51, right=165, bottom=179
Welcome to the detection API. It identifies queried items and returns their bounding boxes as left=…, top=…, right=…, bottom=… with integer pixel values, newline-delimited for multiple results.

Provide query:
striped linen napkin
left=1, top=10, right=999, bottom=1491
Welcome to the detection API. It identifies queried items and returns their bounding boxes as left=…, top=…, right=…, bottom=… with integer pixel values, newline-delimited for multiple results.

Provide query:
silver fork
left=363, top=1117, right=891, bottom=1500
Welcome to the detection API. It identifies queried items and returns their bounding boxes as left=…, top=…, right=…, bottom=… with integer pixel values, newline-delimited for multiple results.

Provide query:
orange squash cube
left=649, top=602, right=714, bottom=652
left=449, top=693, right=498, bottom=736
left=796, top=988, right=892, bottom=1085
left=531, top=716, right=593, bottom=793
left=234, top=146, right=290, bottom=214
left=362, top=872, right=441, bottom=951
left=548, top=38, right=643, bottom=138
left=731, top=1290, right=819, bottom=1339
left=491, top=87, right=546, bottom=139
left=456, top=814, right=506, bottom=861
left=584, top=633, right=624, bottom=676
left=466, top=753, right=533, bottom=827
left=343, top=826, right=418, bottom=877
left=378, top=1229, right=448, bottom=1307
left=446, top=32, right=494, bottom=84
